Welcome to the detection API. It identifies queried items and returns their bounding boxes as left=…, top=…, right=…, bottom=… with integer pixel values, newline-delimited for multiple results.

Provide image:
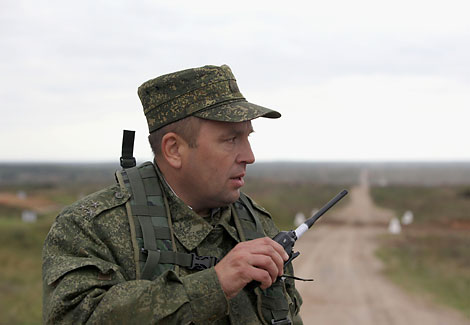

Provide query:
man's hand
left=214, top=237, right=289, bottom=299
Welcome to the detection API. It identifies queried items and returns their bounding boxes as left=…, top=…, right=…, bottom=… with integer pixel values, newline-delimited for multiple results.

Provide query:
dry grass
left=372, top=185, right=470, bottom=318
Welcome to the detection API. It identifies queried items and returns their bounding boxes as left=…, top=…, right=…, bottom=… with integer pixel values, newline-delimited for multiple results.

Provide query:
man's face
left=180, top=119, right=255, bottom=213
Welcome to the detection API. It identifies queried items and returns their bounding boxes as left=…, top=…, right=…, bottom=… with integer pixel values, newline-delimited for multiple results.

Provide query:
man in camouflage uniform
left=43, top=65, right=303, bottom=324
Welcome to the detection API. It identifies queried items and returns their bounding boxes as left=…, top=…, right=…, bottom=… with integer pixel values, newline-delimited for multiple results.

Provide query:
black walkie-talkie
left=246, top=189, right=348, bottom=289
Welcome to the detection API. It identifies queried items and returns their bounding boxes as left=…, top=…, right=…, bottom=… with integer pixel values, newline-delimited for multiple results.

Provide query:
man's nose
left=238, top=139, right=255, bottom=165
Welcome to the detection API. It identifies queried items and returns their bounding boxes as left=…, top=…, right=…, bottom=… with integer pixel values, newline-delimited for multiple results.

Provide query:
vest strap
left=138, top=215, right=158, bottom=251
left=132, top=204, right=166, bottom=217
left=135, top=226, right=172, bottom=240
left=239, top=194, right=265, bottom=235
left=127, top=167, right=147, bottom=206
left=139, top=249, right=217, bottom=270
left=235, top=194, right=292, bottom=325
left=271, top=318, right=292, bottom=325
left=141, top=249, right=161, bottom=280
left=120, top=162, right=219, bottom=280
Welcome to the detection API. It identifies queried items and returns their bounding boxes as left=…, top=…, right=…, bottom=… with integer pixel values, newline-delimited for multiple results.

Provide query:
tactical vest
left=116, top=131, right=292, bottom=325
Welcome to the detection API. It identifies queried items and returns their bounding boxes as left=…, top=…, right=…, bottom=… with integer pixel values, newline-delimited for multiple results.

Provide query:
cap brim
left=193, top=99, right=281, bottom=122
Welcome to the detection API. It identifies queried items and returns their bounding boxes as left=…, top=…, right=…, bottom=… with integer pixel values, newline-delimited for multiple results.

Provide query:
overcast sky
left=1, top=0, right=469, bottom=162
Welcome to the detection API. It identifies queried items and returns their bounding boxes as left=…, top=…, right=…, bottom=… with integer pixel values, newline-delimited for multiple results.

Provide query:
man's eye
left=227, top=137, right=236, bottom=143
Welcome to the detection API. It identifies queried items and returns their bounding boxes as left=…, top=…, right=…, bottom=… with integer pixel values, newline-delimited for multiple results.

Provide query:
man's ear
left=160, top=132, right=186, bottom=169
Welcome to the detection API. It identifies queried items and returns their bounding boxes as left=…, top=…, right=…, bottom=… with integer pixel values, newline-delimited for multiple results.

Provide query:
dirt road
left=293, top=170, right=468, bottom=324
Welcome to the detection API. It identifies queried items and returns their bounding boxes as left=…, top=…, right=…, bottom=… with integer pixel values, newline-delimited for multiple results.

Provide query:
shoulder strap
left=233, top=193, right=292, bottom=325
left=116, top=162, right=217, bottom=280
left=235, top=193, right=266, bottom=240
left=119, top=162, right=174, bottom=279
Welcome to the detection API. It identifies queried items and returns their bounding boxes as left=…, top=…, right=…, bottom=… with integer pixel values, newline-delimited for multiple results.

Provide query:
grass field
left=0, top=217, right=51, bottom=324
left=0, top=182, right=104, bottom=324
left=244, top=181, right=348, bottom=229
left=371, top=185, right=470, bottom=224
left=371, top=185, right=470, bottom=318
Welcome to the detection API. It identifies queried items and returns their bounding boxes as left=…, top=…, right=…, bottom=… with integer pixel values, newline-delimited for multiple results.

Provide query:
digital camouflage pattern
left=138, top=65, right=281, bottom=132
left=42, top=163, right=303, bottom=324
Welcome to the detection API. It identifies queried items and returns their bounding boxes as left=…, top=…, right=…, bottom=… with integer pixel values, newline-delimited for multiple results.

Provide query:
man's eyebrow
left=229, top=125, right=254, bottom=137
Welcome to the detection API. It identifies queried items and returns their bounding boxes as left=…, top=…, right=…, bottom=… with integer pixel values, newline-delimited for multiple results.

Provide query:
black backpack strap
left=120, top=130, right=136, bottom=168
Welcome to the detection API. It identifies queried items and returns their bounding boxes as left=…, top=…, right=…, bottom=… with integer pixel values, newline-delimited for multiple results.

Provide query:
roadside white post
left=388, top=217, right=401, bottom=234
left=402, top=210, right=414, bottom=225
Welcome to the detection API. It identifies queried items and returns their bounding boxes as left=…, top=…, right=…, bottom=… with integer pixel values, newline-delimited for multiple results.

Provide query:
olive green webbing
left=137, top=215, right=160, bottom=279
left=236, top=193, right=291, bottom=325
left=123, top=162, right=195, bottom=280
left=235, top=194, right=265, bottom=241
left=126, top=167, right=147, bottom=206
left=126, top=166, right=164, bottom=280
left=134, top=226, right=171, bottom=240
left=115, top=170, right=141, bottom=279
left=163, top=191, right=180, bottom=274
left=130, top=205, right=166, bottom=217
left=239, top=194, right=265, bottom=235
left=231, top=205, right=246, bottom=242
left=233, top=196, right=270, bottom=324
left=138, top=250, right=193, bottom=266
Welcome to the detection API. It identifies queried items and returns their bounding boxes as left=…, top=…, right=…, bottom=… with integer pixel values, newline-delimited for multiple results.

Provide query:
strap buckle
left=120, top=157, right=136, bottom=169
left=271, top=318, right=291, bottom=325
left=189, top=253, right=218, bottom=270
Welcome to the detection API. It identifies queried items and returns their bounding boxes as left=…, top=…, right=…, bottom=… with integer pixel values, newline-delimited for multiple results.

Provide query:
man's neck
left=154, top=160, right=211, bottom=216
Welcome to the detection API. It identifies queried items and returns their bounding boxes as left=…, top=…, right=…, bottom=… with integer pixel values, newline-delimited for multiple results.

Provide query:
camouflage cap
left=138, top=65, right=281, bottom=133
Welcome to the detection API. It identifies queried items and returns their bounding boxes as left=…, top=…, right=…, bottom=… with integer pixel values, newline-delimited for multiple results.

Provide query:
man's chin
left=224, top=190, right=241, bottom=205
left=207, top=190, right=242, bottom=209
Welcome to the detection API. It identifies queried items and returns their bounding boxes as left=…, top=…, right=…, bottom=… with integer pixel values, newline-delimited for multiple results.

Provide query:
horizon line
left=1, top=159, right=470, bottom=165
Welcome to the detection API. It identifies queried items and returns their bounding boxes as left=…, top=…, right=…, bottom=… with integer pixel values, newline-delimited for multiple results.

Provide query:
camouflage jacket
left=42, top=167, right=303, bottom=324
